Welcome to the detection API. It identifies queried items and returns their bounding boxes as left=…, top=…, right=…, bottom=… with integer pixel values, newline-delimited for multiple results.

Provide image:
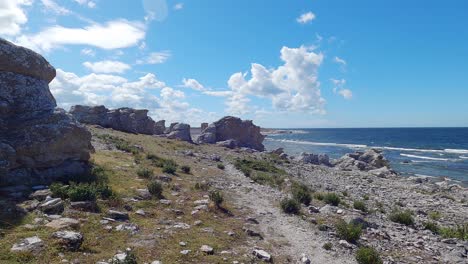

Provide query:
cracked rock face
left=196, top=116, right=265, bottom=151
left=0, top=38, right=93, bottom=187
left=69, top=105, right=165, bottom=135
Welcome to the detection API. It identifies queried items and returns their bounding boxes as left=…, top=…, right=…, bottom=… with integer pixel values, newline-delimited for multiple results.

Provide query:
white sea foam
left=267, top=139, right=367, bottom=149
left=266, top=138, right=468, bottom=156
left=400, top=153, right=451, bottom=161
left=460, top=156, right=468, bottom=159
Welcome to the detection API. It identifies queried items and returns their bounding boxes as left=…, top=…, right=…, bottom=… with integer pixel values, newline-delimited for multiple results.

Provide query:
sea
left=263, top=127, right=468, bottom=185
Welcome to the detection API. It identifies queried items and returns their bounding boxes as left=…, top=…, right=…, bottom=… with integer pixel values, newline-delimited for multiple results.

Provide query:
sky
left=1, top=0, right=468, bottom=128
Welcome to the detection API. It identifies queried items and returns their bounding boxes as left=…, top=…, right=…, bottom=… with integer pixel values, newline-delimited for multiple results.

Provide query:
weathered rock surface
left=296, top=152, right=332, bottom=166
left=166, top=123, right=192, bottom=142
left=0, top=38, right=93, bottom=186
left=196, top=116, right=265, bottom=151
left=69, top=105, right=165, bottom=135
left=334, top=149, right=391, bottom=171
left=52, top=230, right=83, bottom=251
left=11, top=236, right=44, bottom=253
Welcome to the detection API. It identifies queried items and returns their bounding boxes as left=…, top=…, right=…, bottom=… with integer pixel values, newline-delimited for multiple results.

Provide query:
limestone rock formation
left=334, top=149, right=391, bottom=172
left=296, top=152, right=332, bottom=166
left=201, top=122, right=208, bottom=131
left=196, top=116, right=265, bottom=151
left=166, top=123, right=192, bottom=143
left=69, top=105, right=165, bottom=135
left=0, top=38, right=93, bottom=187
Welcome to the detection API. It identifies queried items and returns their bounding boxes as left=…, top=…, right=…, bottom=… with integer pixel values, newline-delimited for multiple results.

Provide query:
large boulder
left=196, top=116, right=265, bottom=151
left=69, top=105, right=165, bottom=135
left=334, top=149, right=392, bottom=172
left=0, top=38, right=93, bottom=187
left=166, top=123, right=192, bottom=143
left=296, top=152, right=331, bottom=166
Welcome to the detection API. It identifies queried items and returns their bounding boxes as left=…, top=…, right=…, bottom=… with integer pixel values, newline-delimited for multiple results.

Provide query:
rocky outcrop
left=334, top=149, right=391, bottom=172
left=166, top=123, right=192, bottom=143
left=196, top=116, right=265, bottom=151
left=295, top=152, right=332, bottom=166
left=0, top=38, right=93, bottom=187
left=69, top=105, right=165, bottom=135
left=201, top=122, right=208, bottom=131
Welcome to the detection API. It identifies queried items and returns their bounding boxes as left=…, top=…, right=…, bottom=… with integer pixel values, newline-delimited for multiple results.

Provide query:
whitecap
left=267, top=139, right=368, bottom=149
left=400, top=153, right=451, bottom=161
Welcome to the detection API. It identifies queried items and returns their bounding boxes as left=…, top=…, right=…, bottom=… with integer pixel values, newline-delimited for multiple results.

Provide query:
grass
left=180, top=165, right=191, bottom=174
left=209, top=190, right=224, bottom=208
left=291, top=182, right=312, bottom=206
left=439, top=223, right=468, bottom=240
left=335, top=220, right=362, bottom=244
left=147, top=180, right=163, bottom=198
left=280, top=198, right=301, bottom=215
left=423, top=221, right=440, bottom=234
left=428, top=211, right=442, bottom=220
left=323, top=193, right=341, bottom=206
left=234, top=158, right=287, bottom=188
left=353, top=200, right=368, bottom=212
left=389, top=209, right=414, bottom=226
left=355, top=246, right=382, bottom=264
left=136, top=167, right=154, bottom=178
left=216, top=163, right=225, bottom=170
left=323, top=242, right=333, bottom=250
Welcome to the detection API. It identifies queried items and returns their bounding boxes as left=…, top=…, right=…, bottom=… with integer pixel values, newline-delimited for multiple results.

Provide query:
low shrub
left=251, top=172, right=284, bottom=187
left=194, top=182, right=210, bottom=191
left=180, top=165, right=191, bottom=174
left=423, top=221, right=440, bottom=234
left=217, top=163, right=225, bottom=170
left=50, top=182, right=69, bottom=199
left=353, top=200, right=368, bottom=212
left=291, top=182, right=312, bottom=205
left=162, top=160, right=178, bottom=174
left=428, top=211, right=441, bottom=220
left=68, top=183, right=97, bottom=202
left=147, top=180, right=163, bottom=198
left=136, top=167, right=153, bottom=178
left=439, top=223, right=468, bottom=240
left=335, top=219, right=362, bottom=244
left=280, top=198, right=300, bottom=215
left=355, top=246, right=382, bottom=264
left=389, top=209, right=414, bottom=226
left=363, top=194, right=370, bottom=200
left=209, top=190, right=224, bottom=208
left=314, top=192, right=324, bottom=201
left=323, top=242, right=333, bottom=250
left=323, top=193, right=341, bottom=206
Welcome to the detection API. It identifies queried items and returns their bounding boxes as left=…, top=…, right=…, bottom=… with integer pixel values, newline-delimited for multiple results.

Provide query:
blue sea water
left=263, top=128, right=468, bottom=185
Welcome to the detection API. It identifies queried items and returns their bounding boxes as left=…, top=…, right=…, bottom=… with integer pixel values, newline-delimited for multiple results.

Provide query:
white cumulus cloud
left=338, top=89, right=353, bottom=100
left=181, top=78, right=206, bottom=91
left=334, top=56, right=347, bottom=65
left=174, top=3, right=183, bottom=10
left=137, top=51, right=171, bottom=64
left=227, top=45, right=325, bottom=114
left=297, top=11, right=316, bottom=24
left=0, top=0, right=32, bottom=36
left=74, top=0, right=96, bottom=8
left=15, top=19, right=146, bottom=52
left=41, top=0, right=71, bottom=14
left=83, top=60, right=131, bottom=74
left=331, top=78, right=353, bottom=100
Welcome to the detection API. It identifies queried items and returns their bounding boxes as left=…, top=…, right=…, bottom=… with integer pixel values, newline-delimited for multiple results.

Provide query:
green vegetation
left=96, top=134, right=141, bottom=155
left=194, top=182, right=210, bottom=191
left=323, top=242, right=333, bottom=250
left=136, top=167, right=153, bottom=178
left=323, top=193, right=341, bottom=206
left=389, top=209, right=414, bottom=226
left=355, top=246, right=383, bottom=264
left=439, top=223, right=468, bottom=240
left=335, top=220, right=362, bottom=244
left=314, top=192, right=324, bottom=201
left=110, top=250, right=137, bottom=264
left=353, top=200, right=368, bottom=212
left=67, top=183, right=97, bottom=201
left=217, top=163, right=225, bottom=170
left=180, top=165, right=191, bottom=174
left=428, top=211, right=442, bottom=220
left=291, top=182, right=312, bottom=206
left=209, top=190, right=224, bottom=208
left=363, top=194, right=370, bottom=200
left=280, top=198, right=301, bottom=215
left=234, top=158, right=286, bottom=187
left=423, top=221, right=440, bottom=234
left=147, top=180, right=163, bottom=198
left=162, top=159, right=178, bottom=174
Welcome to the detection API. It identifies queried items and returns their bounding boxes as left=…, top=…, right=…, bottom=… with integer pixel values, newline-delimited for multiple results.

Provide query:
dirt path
left=212, top=164, right=356, bottom=264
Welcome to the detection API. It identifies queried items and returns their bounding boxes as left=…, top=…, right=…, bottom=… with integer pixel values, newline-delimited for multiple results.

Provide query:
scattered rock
left=107, top=210, right=129, bottom=221
left=334, top=149, right=391, bottom=172
left=300, top=253, right=311, bottom=264
left=252, top=249, right=272, bottom=262
left=296, top=152, right=332, bottom=166
left=116, top=223, right=139, bottom=234
left=180, top=249, right=191, bottom=255
left=200, top=245, right=214, bottom=254
left=70, top=201, right=98, bottom=212
left=29, top=189, right=52, bottom=201
left=45, top=218, right=80, bottom=230
left=11, top=236, right=44, bottom=253
left=52, top=230, right=83, bottom=251
left=39, top=198, right=64, bottom=214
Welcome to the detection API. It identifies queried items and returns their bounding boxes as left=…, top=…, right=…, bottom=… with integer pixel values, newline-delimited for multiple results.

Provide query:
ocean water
left=263, top=128, right=468, bottom=185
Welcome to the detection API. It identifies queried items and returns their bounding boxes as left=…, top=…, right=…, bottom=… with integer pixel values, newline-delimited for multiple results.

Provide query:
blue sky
left=1, top=0, right=468, bottom=128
